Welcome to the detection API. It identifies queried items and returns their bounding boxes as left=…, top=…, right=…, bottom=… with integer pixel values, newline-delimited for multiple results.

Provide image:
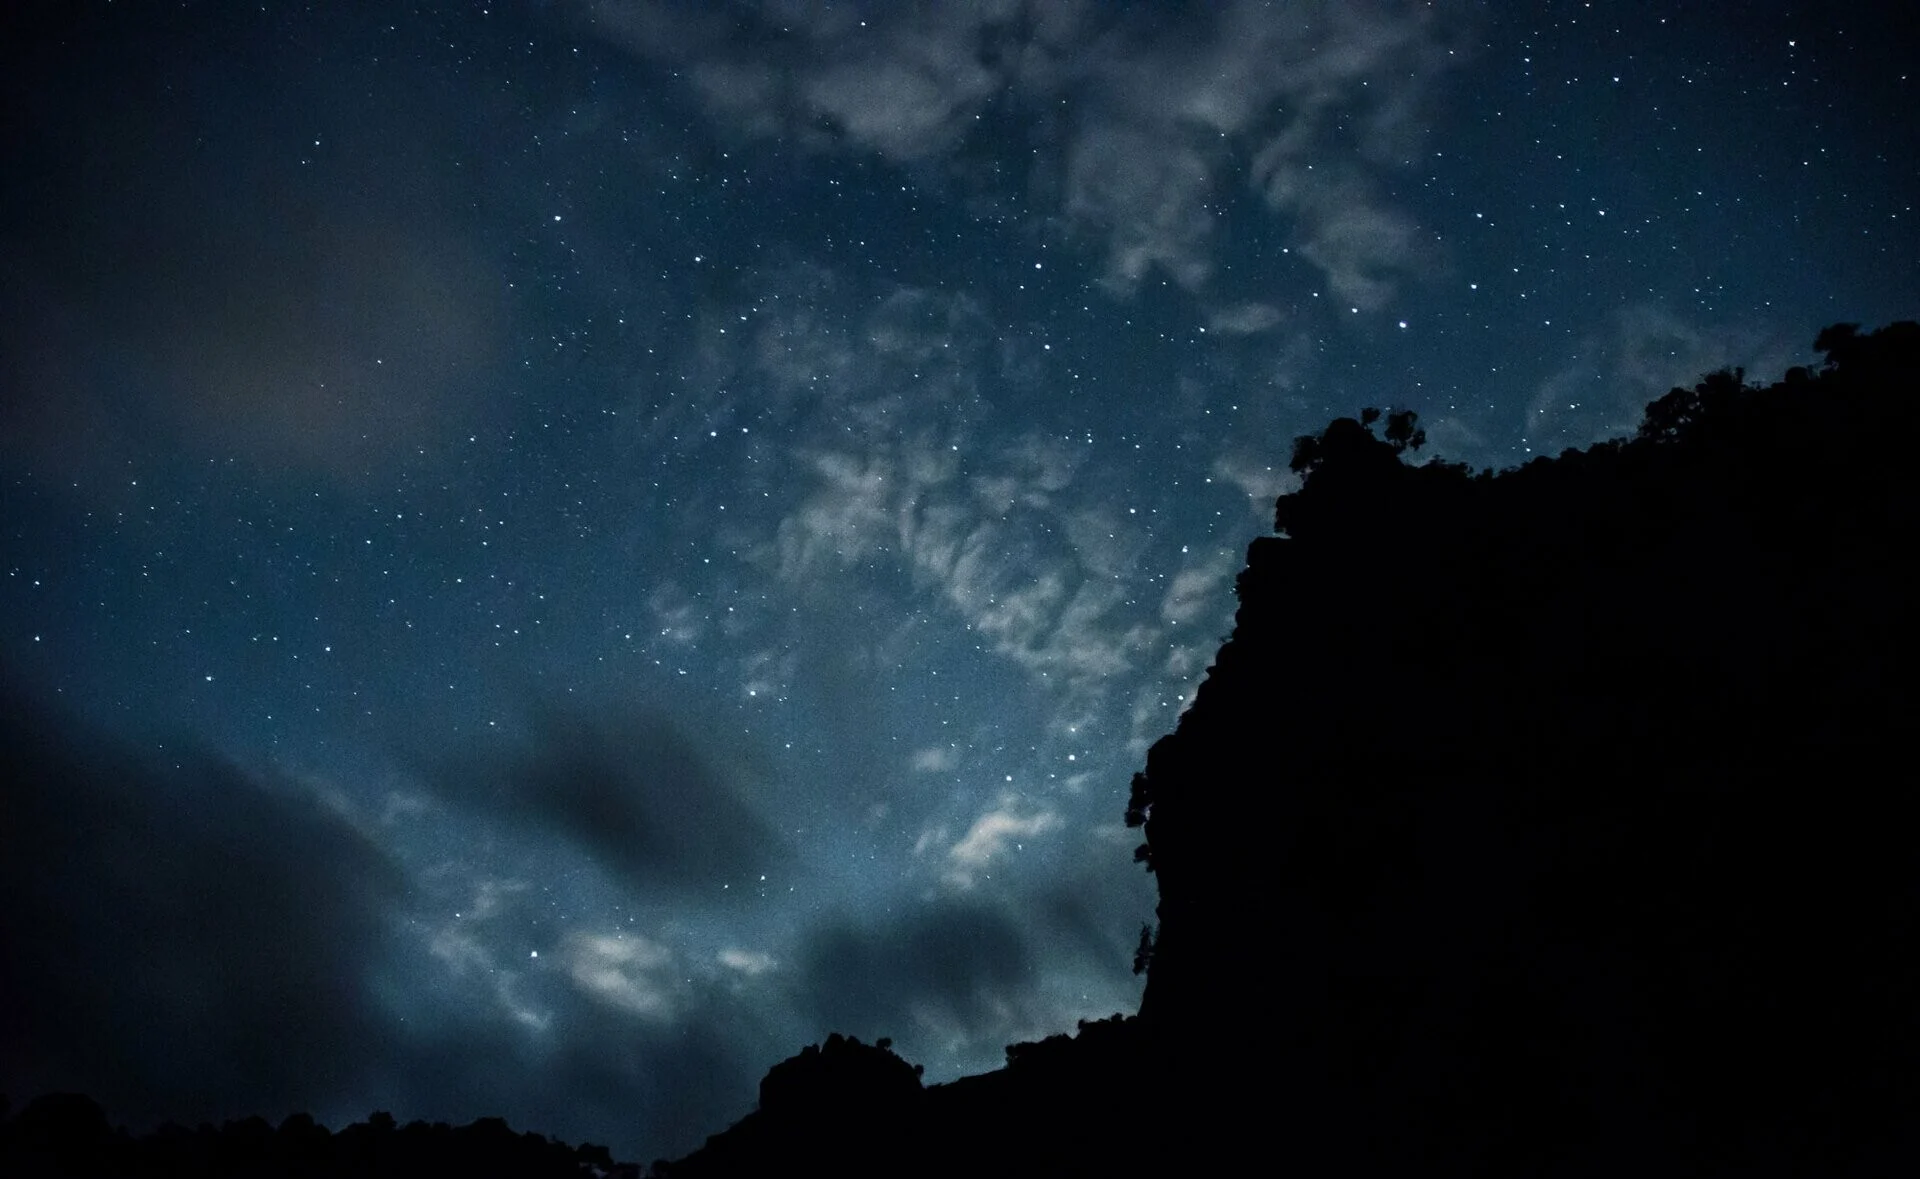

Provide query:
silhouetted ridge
left=656, top=1020, right=1151, bottom=1178
left=1129, top=321, right=1919, bottom=1175
left=0, top=1095, right=633, bottom=1178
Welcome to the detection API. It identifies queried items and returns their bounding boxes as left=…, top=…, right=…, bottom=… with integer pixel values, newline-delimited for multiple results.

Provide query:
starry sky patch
left=3, top=0, right=1915, bottom=1161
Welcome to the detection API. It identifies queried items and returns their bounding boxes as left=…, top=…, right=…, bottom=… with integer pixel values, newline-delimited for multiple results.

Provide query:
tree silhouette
left=1130, top=923, right=1156, bottom=975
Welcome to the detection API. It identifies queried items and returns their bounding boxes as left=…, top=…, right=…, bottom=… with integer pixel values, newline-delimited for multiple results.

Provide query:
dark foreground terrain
left=8, top=322, right=1916, bottom=1176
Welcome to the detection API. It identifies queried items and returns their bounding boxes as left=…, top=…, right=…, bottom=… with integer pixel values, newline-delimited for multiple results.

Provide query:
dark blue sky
left=3, top=0, right=1914, bottom=1161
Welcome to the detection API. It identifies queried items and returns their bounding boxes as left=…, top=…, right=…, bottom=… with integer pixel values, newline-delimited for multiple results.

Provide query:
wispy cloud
left=911, top=746, right=960, bottom=774
left=1205, top=302, right=1285, bottom=336
left=564, top=932, right=678, bottom=1020
left=648, top=582, right=708, bottom=647
left=718, top=947, right=778, bottom=977
left=1161, top=548, right=1238, bottom=628
left=945, top=796, right=1064, bottom=889
left=584, top=0, right=1473, bottom=303
left=1213, top=452, right=1295, bottom=515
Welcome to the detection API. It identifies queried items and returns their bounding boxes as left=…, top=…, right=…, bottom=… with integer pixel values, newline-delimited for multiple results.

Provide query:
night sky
left=3, top=0, right=1915, bottom=1161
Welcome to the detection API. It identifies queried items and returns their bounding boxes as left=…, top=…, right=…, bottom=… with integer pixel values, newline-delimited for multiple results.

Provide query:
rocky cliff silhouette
left=1123, top=320, right=1919, bottom=1175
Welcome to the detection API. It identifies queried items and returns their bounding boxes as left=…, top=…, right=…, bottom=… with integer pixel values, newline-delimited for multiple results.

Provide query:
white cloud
left=911, top=746, right=959, bottom=773
left=562, top=931, right=677, bottom=1020
left=497, top=974, right=553, bottom=1034
left=945, top=797, right=1064, bottom=888
left=776, top=449, right=897, bottom=580
left=419, top=879, right=558, bottom=1035
left=1213, top=452, right=1296, bottom=514
left=1160, top=549, right=1237, bottom=627
left=718, top=947, right=778, bottom=977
